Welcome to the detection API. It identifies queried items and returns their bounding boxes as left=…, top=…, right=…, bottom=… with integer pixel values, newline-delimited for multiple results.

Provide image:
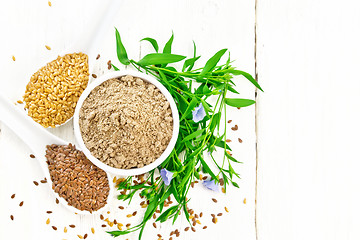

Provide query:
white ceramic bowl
left=73, top=70, right=179, bottom=176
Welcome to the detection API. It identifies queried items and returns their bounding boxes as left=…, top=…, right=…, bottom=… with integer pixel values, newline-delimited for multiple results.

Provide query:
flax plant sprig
left=108, top=28, right=263, bottom=239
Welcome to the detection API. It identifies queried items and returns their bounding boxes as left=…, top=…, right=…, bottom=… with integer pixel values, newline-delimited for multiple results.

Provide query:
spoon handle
left=0, top=94, right=66, bottom=156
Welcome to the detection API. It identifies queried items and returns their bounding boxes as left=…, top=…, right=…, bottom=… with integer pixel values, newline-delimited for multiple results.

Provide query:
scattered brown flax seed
left=227, top=120, right=232, bottom=123
left=114, top=219, right=117, bottom=224
left=153, top=222, right=157, bottom=228
left=191, top=182, right=194, bottom=188
left=46, top=211, right=52, bottom=214
left=45, top=45, right=51, bottom=50
left=184, top=227, right=189, bottom=231
left=203, top=226, right=207, bottom=229
left=212, top=217, right=218, bottom=224
left=52, top=226, right=57, bottom=231
left=40, top=179, right=47, bottom=183
left=11, top=194, right=15, bottom=199
left=10, top=215, right=14, bottom=220
left=157, top=234, right=162, bottom=238
left=33, top=181, right=39, bottom=186
left=212, top=198, right=218, bottom=203
left=217, top=213, right=223, bottom=216
left=96, top=54, right=100, bottom=60
left=226, top=139, right=232, bottom=142
left=169, top=237, right=173, bottom=240
left=101, top=224, right=106, bottom=227
left=132, top=211, right=137, bottom=216
left=238, top=137, right=243, bottom=143
left=153, top=213, right=156, bottom=219
left=69, top=224, right=75, bottom=228
left=243, top=198, right=247, bottom=204
left=119, top=206, right=124, bottom=210
left=48, top=1, right=52, bottom=7
left=191, top=227, right=196, bottom=232
left=200, top=212, right=203, bottom=217
left=12, top=55, right=16, bottom=61
left=46, top=218, right=50, bottom=224
left=92, top=74, right=97, bottom=78
left=156, top=209, right=160, bottom=213
left=126, top=223, right=131, bottom=228
left=100, top=214, right=104, bottom=220
left=84, top=233, right=88, bottom=239
left=55, top=198, right=59, bottom=204
left=30, top=154, right=35, bottom=158
left=219, top=178, right=224, bottom=186
left=91, top=227, right=95, bottom=234
left=203, top=176, right=208, bottom=180
left=19, top=201, right=24, bottom=207
left=231, top=125, right=238, bottom=131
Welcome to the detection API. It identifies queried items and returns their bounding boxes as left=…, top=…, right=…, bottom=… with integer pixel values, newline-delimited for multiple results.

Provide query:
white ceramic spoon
left=26, top=0, right=123, bottom=128
left=0, top=94, right=114, bottom=214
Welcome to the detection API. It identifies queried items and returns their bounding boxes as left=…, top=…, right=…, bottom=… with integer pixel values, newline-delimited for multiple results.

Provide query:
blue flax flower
left=192, top=103, right=206, bottom=123
left=203, top=180, right=219, bottom=192
left=160, top=168, right=174, bottom=186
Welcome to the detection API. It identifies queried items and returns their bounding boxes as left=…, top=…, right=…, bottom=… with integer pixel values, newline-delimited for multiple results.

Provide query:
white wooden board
left=0, top=0, right=257, bottom=239
left=256, top=0, right=360, bottom=239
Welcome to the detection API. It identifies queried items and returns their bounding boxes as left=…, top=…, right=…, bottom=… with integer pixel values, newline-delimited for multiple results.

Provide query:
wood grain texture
left=0, top=0, right=257, bottom=239
left=256, top=0, right=360, bottom=239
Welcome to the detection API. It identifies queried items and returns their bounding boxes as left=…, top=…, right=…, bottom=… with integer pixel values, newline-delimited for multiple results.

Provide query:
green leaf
left=163, top=32, right=174, bottom=53
left=229, top=69, right=263, bottom=92
left=182, top=56, right=201, bottom=72
left=225, top=151, right=242, bottom=163
left=181, top=129, right=206, bottom=143
left=231, top=181, right=240, bottom=188
left=209, top=112, right=221, bottom=132
left=107, top=230, right=131, bottom=237
left=227, top=86, right=239, bottom=94
left=156, top=205, right=178, bottom=222
left=137, top=53, right=186, bottom=66
left=200, top=49, right=227, bottom=76
left=111, top=63, right=119, bottom=71
left=199, top=156, right=218, bottom=181
left=141, top=37, right=159, bottom=52
left=115, top=28, right=130, bottom=65
left=224, top=98, right=255, bottom=108
left=200, top=99, right=213, bottom=113
left=179, top=97, right=198, bottom=121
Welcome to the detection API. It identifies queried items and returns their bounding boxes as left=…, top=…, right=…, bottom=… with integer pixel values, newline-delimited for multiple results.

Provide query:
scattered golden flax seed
left=64, top=227, right=67, bottom=233
left=113, top=177, right=116, bottom=183
left=91, top=227, right=95, bottom=234
left=77, top=235, right=83, bottom=239
left=196, top=220, right=201, bottom=224
left=243, top=198, right=247, bottom=204
left=225, top=206, right=229, bottom=212
left=222, top=187, right=226, bottom=193
left=199, top=174, right=203, bottom=180
left=141, top=204, right=148, bottom=208
left=48, top=1, right=52, bottom=7
left=46, top=218, right=50, bottom=224
left=117, top=223, right=122, bottom=230
left=126, top=214, right=132, bottom=218
left=17, top=100, right=23, bottom=104
left=107, top=211, right=110, bottom=214
left=12, top=55, right=16, bottom=61
left=45, top=45, right=51, bottom=50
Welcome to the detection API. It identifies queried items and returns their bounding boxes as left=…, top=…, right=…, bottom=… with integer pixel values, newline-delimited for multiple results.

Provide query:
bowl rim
left=73, top=70, right=179, bottom=176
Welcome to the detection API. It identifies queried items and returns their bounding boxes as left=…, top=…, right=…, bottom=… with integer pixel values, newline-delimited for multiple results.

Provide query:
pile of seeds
left=45, top=143, right=109, bottom=212
left=23, top=52, right=89, bottom=128
left=79, top=75, right=173, bottom=169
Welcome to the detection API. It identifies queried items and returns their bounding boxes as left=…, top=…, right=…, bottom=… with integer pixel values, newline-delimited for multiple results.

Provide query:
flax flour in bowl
left=74, top=71, right=179, bottom=176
